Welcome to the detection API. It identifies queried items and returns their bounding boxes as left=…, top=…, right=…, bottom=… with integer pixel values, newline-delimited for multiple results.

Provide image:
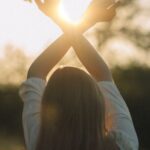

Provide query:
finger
left=35, top=0, right=49, bottom=14
left=107, top=1, right=121, bottom=10
left=103, top=8, right=116, bottom=21
left=35, top=0, right=42, bottom=5
left=44, top=0, right=60, bottom=6
left=35, top=0, right=44, bottom=8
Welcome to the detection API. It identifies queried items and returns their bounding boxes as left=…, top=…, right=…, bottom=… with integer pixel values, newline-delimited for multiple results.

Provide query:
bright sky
left=0, top=0, right=149, bottom=60
left=0, top=0, right=92, bottom=57
left=0, top=0, right=58, bottom=57
left=0, top=0, right=149, bottom=85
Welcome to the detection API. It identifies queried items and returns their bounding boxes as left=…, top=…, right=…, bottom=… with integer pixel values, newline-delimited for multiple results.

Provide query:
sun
left=58, top=0, right=92, bottom=25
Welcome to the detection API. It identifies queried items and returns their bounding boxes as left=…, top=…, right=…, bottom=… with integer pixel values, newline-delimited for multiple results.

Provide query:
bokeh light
left=58, top=0, right=92, bottom=24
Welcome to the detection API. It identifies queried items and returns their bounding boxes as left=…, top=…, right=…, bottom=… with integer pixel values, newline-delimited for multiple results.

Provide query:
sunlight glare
left=0, top=0, right=61, bottom=57
left=58, top=0, right=92, bottom=24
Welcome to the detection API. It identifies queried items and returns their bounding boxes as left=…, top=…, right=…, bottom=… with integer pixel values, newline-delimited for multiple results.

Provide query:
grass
left=0, top=135, right=25, bottom=150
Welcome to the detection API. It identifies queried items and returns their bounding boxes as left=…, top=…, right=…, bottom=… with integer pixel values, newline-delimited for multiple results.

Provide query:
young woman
left=19, top=0, right=139, bottom=150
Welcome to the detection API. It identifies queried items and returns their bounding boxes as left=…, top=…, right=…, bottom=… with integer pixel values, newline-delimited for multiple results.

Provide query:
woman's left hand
left=82, top=1, right=120, bottom=24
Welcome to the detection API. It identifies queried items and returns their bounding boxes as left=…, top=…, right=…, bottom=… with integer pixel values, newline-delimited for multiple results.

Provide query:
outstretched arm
left=35, top=0, right=117, bottom=32
left=70, top=33, right=113, bottom=82
left=27, top=34, right=70, bottom=79
left=62, top=2, right=118, bottom=81
left=27, top=1, right=94, bottom=80
left=29, top=0, right=117, bottom=80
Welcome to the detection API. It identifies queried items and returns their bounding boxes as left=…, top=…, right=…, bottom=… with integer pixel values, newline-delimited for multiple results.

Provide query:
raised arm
left=65, top=2, right=118, bottom=81
left=30, top=0, right=117, bottom=80
left=35, top=0, right=117, bottom=33
left=70, top=33, right=113, bottom=82
left=27, top=34, right=70, bottom=79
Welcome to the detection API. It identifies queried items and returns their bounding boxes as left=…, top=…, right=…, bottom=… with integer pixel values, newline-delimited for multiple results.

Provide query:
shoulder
left=97, top=81, right=120, bottom=95
left=108, top=131, right=139, bottom=150
left=98, top=81, right=139, bottom=150
left=97, top=81, right=130, bottom=115
left=19, top=77, right=46, bottom=102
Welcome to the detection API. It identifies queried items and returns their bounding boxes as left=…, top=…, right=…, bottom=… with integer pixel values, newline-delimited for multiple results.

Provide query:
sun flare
left=58, top=0, right=92, bottom=24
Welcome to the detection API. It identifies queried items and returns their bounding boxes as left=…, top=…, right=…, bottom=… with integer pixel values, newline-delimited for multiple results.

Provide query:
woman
left=19, top=0, right=139, bottom=150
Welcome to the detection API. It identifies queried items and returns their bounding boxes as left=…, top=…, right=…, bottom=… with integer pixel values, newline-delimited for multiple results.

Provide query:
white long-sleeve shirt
left=19, top=77, right=139, bottom=150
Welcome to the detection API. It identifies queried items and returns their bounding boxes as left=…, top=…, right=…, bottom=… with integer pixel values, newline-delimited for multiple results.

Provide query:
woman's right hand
left=35, top=0, right=71, bottom=31
left=35, top=0, right=60, bottom=19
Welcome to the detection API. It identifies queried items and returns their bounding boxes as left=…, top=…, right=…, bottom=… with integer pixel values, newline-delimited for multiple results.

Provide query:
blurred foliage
left=0, top=85, right=23, bottom=136
left=0, top=134, right=24, bottom=150
left=112, top=64, right=150, bottom=149
left=0, top=44, right=29, bottom=85
left=24, top=0, right=32, bottom=2
left=94, top=0, right=150, bottom=52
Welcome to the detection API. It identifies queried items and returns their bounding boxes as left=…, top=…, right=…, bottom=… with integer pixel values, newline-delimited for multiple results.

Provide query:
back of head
left=36, top=66, right=118, bottom=150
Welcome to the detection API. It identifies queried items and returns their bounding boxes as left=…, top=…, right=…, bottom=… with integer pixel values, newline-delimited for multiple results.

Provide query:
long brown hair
left=36, top=66, right=118, bottom=150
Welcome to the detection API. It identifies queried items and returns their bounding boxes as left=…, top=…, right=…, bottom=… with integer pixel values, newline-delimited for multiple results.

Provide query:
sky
left=0, top=0, right=93, bottom=84
left=0, top=0, right=149, bottom=58
left=0, top=0, right=149, bottom=84
left=0, top=0, right=92, bottom=57
left=0, top=0, right=60, bottom=57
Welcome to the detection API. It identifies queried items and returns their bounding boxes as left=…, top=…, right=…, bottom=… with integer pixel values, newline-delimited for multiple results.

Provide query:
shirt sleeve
left=19, top=77, right=46, bottom=150
left=98, top=81, right=139, bottom=150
